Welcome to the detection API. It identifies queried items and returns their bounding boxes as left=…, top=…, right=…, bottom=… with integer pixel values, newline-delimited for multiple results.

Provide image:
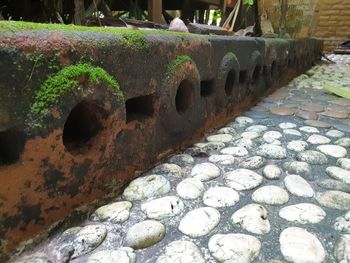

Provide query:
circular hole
left=0, top=129, right=24, bottom=165
left=175, top=80, right=193, bottom=114
left=225, top=70, right=235, bottom=96
left=63, top=100, right=106, bottom=154
left=252, top=65, right=261, bottom=84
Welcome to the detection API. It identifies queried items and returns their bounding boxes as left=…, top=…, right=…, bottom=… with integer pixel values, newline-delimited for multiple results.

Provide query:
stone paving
left=18, top=54, right=350, bottom=263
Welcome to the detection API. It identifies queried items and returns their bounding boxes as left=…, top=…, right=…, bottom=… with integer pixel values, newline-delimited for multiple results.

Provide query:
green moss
left=166, top=55, right=194, bottom=75
left=121, top=31, right=149, bottom=50
left=31, top=63, right=123, bottom=117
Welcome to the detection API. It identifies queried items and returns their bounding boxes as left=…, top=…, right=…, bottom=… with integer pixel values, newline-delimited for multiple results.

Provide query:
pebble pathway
left=18, top=55, right=350, bottom=263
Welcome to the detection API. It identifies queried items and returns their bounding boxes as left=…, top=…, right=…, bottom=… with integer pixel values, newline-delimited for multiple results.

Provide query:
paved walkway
left=18, top=55, right=350, bottom=263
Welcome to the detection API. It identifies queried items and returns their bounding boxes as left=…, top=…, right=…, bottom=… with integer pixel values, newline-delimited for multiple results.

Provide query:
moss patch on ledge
left=31, top=63, right=123, bottom=117
left=166, top=55, right=194, bottom=75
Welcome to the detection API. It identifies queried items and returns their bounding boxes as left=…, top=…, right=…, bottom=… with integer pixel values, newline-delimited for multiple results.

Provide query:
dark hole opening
left=225, top=70, right=235, bottom=96
left=239, top=70, right=247, bottom=85
left=200, top=79, right=214, bottom=97
left=126, top=95, right=154, bottom=123
left=176, top=80, right=193, bottom=114
left=63, top=100, right=105, bottom=153
left=0, top=129, right=25, bottom=165
left=252, top=65, right=261, bottom=84
left=271, top=61, right=277, bottom=78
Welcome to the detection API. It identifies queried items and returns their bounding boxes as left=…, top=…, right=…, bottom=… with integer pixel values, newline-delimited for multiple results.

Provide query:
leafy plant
left=244, top=0, right=254, bottom=6
left=323, top=83, right=350, bottom=99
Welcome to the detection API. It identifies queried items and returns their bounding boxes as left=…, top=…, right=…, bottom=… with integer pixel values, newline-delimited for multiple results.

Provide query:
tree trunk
left=74, top=0, right=85, bottom=25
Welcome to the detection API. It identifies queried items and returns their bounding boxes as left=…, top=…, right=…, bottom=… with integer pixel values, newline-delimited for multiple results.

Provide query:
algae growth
left=166, top=55, right=194, bottom=75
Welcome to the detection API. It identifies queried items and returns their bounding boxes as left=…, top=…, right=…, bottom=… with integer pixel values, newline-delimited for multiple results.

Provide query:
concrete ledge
left=0, top=21, right=322, bottom=259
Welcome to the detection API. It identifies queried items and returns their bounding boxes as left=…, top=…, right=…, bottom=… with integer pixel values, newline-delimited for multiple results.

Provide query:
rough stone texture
left=316, top=145, right=348, bottom=158
left=252, top=186, right=289, bottom=205
left=225, top=169, right=263, bottom=191
left=141, top=196, right=184, bottom=219
left=334, top=211, right=350, bottom=234
left=307, top=135, right=331, bottom=145
left=207, top=134, right=233, bottom=143
left=284, top=174, right=314, bottom=197
left=287, top=140, right=309, bottom=152
left=335, top=138, right=350, bottom=148
left=283, top=161, right=312, bottom=177
left=256, top=144, right=287, bottom=159
left=90, top=201, right=132, bottom=224
left=203, top=186, right=240, bottom=208
left=220, top=147, right=249, bottom=157
left=326, top=166, right=350, bottom=184
left=156, top=240, right=205, bottom=263
left=316, top=191, right=350, bottom=210
left=271, top=107, right=295, bottom=116
left=208, top=154, right=235, bottom=165
left=279, top=203, right=326, bottom=224
left=191, top=162, right=221, bottom=181
left=334, top=234, right=350, bottom=263
left=176, top=178, right=204, bottom=199
left=263, top=164, right=282, bottom=179
left=239, top=156, right=265, bottom=169
left=337, top=158, right=350, bottom=171
left=86, top=248, right=136, bottom=263
left=296, top=150, right=328, bottom=165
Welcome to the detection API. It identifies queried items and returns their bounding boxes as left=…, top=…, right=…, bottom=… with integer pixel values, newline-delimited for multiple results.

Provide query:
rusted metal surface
left=0, top=22, right=322, bottom=260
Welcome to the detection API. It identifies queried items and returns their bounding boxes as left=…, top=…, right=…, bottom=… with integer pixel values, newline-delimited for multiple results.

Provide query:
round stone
left=326, top=129, right=345, bottom=138
left=256, top=144, right=287, bottom=159
left=90, top=201, right=132, bottom=223
left=124, top=220, right=165, bottom=249
left=335, top=137, right=350, bottom=148
left=231, top=203, right=270, bottom=234
left=283, top=129, right=302, bottom=136
left=334, top=235, right=350, bottom=263
left=246, top=125, right=268, bottom=133
left=283, top=161, right=312, bottom=177
left=225, top=169, right=263, bottom=191
left=207, top=134, right=233, bottom=143
left=252, top=185, right=289, bottom=205
left=316, top=191, right=350, bottom=210
left=263, top=131, right=282, bottom=143
left=337, top=158, right=350, bottom=170
left=152, top=163, right=183, bottom=177
left=233, top=138, right=254, bottom=149
left=86, top=248, right=136, bottom=263
left=279, top=122, right=297, bottom=129
left=271, top=107, right=295, bottom=116
left=241, top=131, right=261, bottom=139
left=217, top=127, right=237, bottom=135
left=301, top=104, right=325, bottom=112
left=326, top=166, right=350, bottom=184
left=280, top=227, right=326, bottom=263
left=123, top=175, right=171, bottom=201
left=176, top=178, right=204, bottom=200
left=208, top=233, right=261, bottom=263
left=279, top=203, right=326, bottom=224
left=203, top=186, right=240, bottom=208
left=296, top=150, right=328, bottom=165
left=284, top=174, right=314, bottom=197
left=317, top=179, right=350, bottom=193
left=17, top=257, right=51, bottom=263
left=263, top=164, right=282, bottom=179
left=296, top=110, right=318, bottom=120
left=141, top=196, right=184, bottom=219
left=317, top=145, right=347, bottom=158
left=168, top=154, right=194, bottom=166
left=307, top=134, right=331, bottom=145
left=239, top=156, right=265, bottom=170
left=304, top=120, right=331, bottom=128
left=331, top=98, right=350, bottom=106
left=156, top=240, right=205, bottom=263
left=191, top=162, right=221, bottom=181
left=194, top=142, right=226, bottom=153
left=220, top=147, right=248, bottom=157
left=208, top=154, right=235, bottom=165
left=321, top=110, right=348, bottom=119
left=334, top=211, right=350, bottom=233
left=235, top=116, right=253, bottom=126
left=299, top=126, right=320, bottom=133
left=287, top=140, right=309, bottom=152
left=178, top=207, right=220, bottom=237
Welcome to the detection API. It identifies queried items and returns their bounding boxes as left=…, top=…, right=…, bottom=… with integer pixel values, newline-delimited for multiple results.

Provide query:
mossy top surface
left=166, top=55, right=194, bottom=75
left=31, top=63, right=123, bottom=118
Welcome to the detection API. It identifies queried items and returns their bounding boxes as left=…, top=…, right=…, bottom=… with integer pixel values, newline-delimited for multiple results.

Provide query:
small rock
left=124, top=220, right=165, bottom=249
left=283, top=161, right=312, bottom=177
left=271, top=107, right=295, bottom=116
left=178, top=207, right=220, bottom=237
left=316, top=191, right=350, bottom=210
left=220, top=146, right=248, bottom=156
left=263, top=131, right=282, bottom=143
left=176, top=178, right=204, bottom=199
left=331, top=98, right=350, bottom=106
left=90, top=201, right=132, bottom=223
left=217, top=127, right=237, bottom=136
left=326, top=166, right=350, bottom=184
left=152, top=163, right=183, bottom=177
left=239, top=156, right=265, bottom=169
left=296, top=150, right=328, bottom=165
left=168, top=17, right=188, bottom=32
left=307, top=134, right=331, bottom=145
left=168, top=154, right=194, bottom=166
left=241, top=131, right=261, bottom=139
left=86, top=248, right=136, bottom=263
left=207, top=134, right=233, bottom=143
left=335, top=137, right=350, bottom=148
left=203, top=186, right=239, bottom=207
left=284, top=174, right=314, bottom=197
left=231, top=203, right=270, bottom=234
left=296, top=110, right=318, bottom=120
left=304, top=120, right=331, bottom=128
left=317, top=179, right=350, bottom=193
left=141, top=196, right=184, bottom=219
left=317, top=144, right=347, bottom=158
left=123, top=175, right=171, bottom=201
left=321, top=110, right=348, bottom=119
left=191, top=162, right=221, bottom=181
left=208, top=233, right=261, bottom=262
left=283, top=129, right=302, bottom=136
left=225, top=169, right=263, bottom=191
left=246, top=125, right=268, bottom=133
left=256, top=144, right=287, bottom=159
left=299, top=126, right=320, bottom=133
left=263, top=164, right=282, bottom=179
left=280, top=227, right=326, bottom=263
left=287, top=140, right=309, bottom=152
left=337, top=158, right=350, bottom=170
left=208, top=154, right=235, bottom=165
left=233, top=138, right=254, bottom=149
left=334, top=234, right=350, bottom=263
left=252, top=185, right=289, bottom=205
left=156, top=240, right=205, bottom=263
left=301, top=104, right=325, bottom=112
left=235, top=116, right=254, bottom=126
left=279, top=203, right=326, bottom=224
left=279, top=122, right=297, bottom=129
left=17, top=257, right=51, bottom=263
left=326, top=129, right=345, bottom=138
left=334, top=211, right=350, bottom=234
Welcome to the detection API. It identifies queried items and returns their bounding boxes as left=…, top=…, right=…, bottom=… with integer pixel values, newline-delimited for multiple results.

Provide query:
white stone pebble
left=141, top=196, right=184, bottom=219
left=176, top=178, right=204, bottom=199
left=220, top=146, right=248, bottom=156
left=252, top=185, right=289, bottom=205
left=326, top=129, right=345, bottom=138
left=156, top=240, right=205, bottom=263
left=241, top=131, right=261, bottom=139
left=225, top=169, right=263, bottom=191
left=263, top=131, right=282, bottom=143
left=334, top=211, right=350, bottom=233
left=296, top=150, right=328, bottom=165
left=279, top=203, right=326, bottom=224
left=307, top=134, right=331, bottom=145
left=263, top=164, right=282, bottom=179
left=233, top=138, right=254, bottom=149
left=256, top=144, right=287, bottom=159
left=86, top=248, right=136, bottom=263
left=279, top=122, right=297, bottom=129
left=337, top=158, right=350, bottom=170
left=246, top=125, right=268, bottom=133
left=235, top=116, right=253, bottom=126
left=336, top=137, right=350, bottom=148
left=206, top=134, right=233, bottom=143
left=203, top=186, right=240, bottom=208
left=287, top=140, right=309, bottom=152
left=299, top=126, right=320, bottom=133
left=317, top=144, right=347, bottom=158
left=178, top=207, right=220, bottom=237
left=191, top=162, right=221, bottom=181
left=279, top=227, right=326, bottom=263
left=208, top=154, right=235, bottom=165
left=90, top=201, right=132, bottom=223
left=326, top=166, right=350, bottom=184
left=239, top=156, right=265, bottom=169
left=316, top=191, right=350, bottom=210
left=334, top=234, right=350, bottom=263
left=284, top=174, right=314, bottom=197
left=208, top=233, right=261, bottom=263
left=283, top=129, right=302, bottom=136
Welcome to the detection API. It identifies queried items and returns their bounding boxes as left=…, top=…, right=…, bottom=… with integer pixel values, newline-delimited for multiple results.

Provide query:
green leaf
left=244, top=0, right=254, bottom=6
left=323, top=83, right=350, bottom=99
